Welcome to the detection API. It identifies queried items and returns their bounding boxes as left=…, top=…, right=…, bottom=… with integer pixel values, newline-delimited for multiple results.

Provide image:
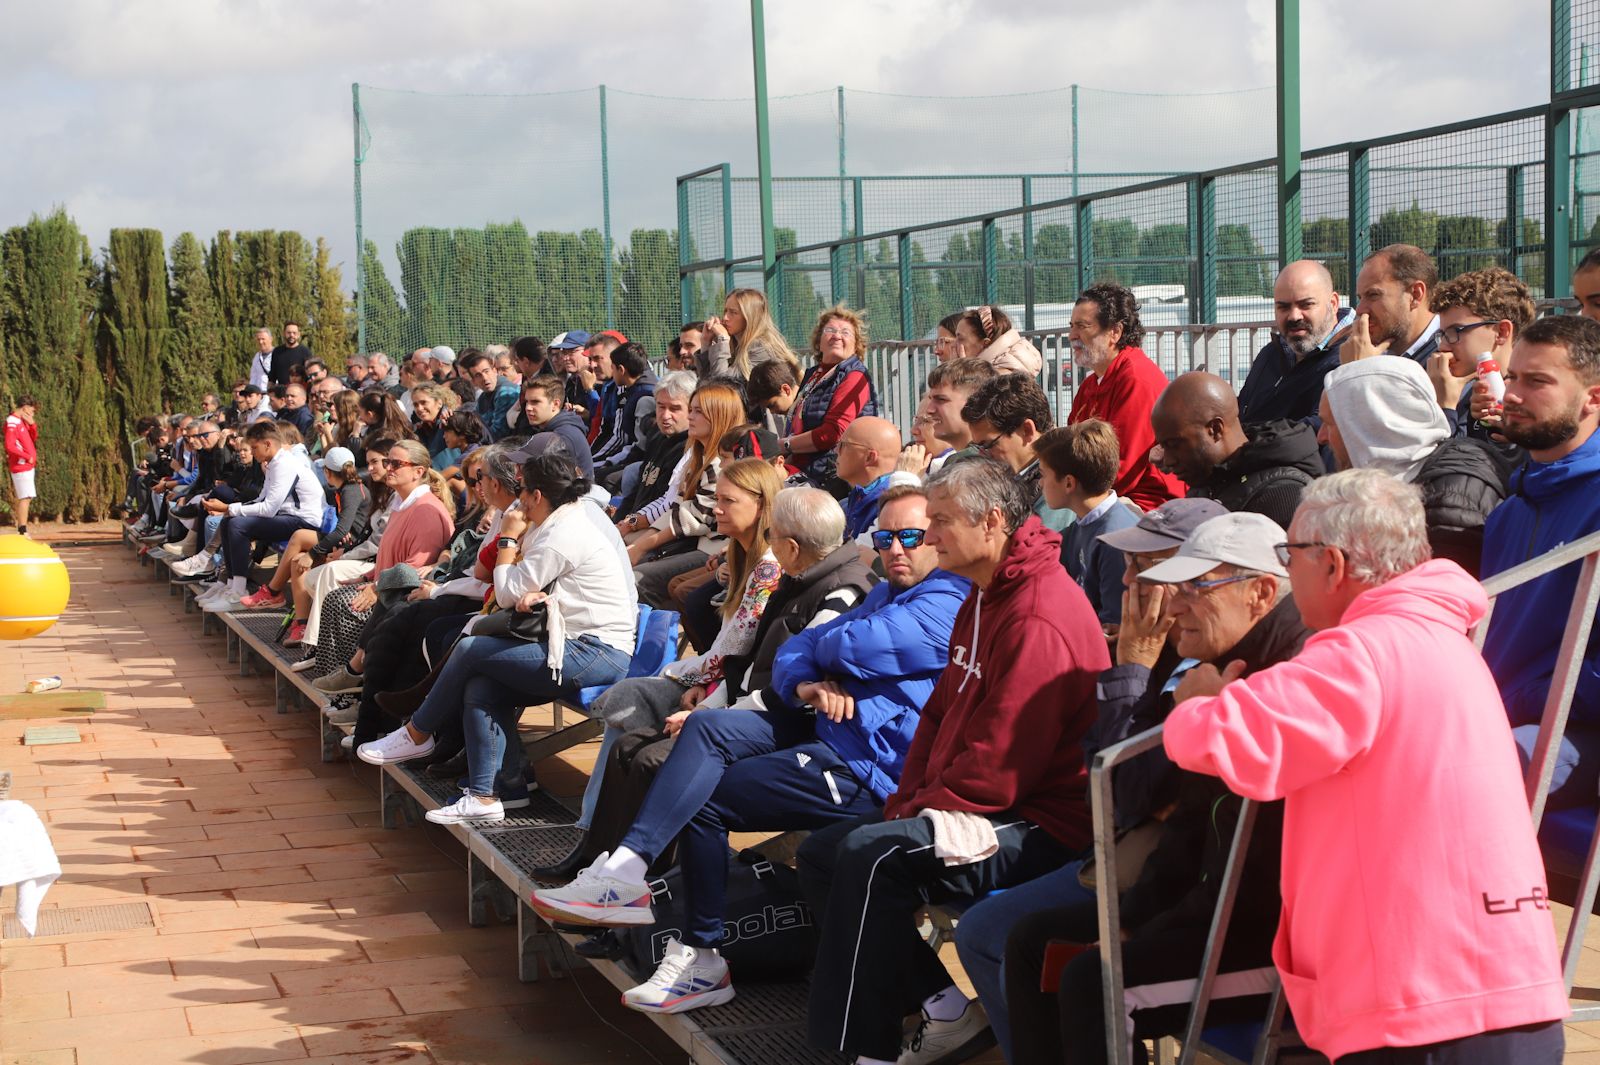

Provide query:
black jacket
left=1413, top=436, right=1515, bottom=577
left=533, top=410, right=595, bottom=479
left=281, top=405, right=314, bottom=438
left=723, top=544, right=878, bottom=702
left=1116, top=597, right=1312, bottom=955
left=1189, top=420, right=1323, bottom=530
left=268, top=344, right=311, bottom=386
left=618, top=430, right=688, bottom=516
left=1237, top=310, right=1354, bottom=426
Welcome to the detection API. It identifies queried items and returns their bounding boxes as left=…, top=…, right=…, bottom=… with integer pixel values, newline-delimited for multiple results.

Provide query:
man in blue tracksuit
left=529, top=486, right=970, bottom=1013
left=1481, top=314, right=1600, bottom=807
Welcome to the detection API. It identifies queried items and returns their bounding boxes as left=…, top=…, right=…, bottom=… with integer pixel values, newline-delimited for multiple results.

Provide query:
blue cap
left=549, top=330, right=592, bottom=351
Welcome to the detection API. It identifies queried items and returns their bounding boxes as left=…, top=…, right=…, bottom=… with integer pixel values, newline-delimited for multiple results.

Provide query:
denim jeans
left=411, top=633, right=632, bottom=797
left=954, top=858, right=1093, bottom=1063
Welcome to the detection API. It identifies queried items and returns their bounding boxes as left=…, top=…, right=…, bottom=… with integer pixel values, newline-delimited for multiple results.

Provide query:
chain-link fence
left=352, top=83, right=1272, bottom=360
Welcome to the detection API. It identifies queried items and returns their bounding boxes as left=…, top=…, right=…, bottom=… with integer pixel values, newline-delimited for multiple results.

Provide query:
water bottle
left=26, top=676, right=62, bottom=693
left=1477, top=352, right=1506, bottom=404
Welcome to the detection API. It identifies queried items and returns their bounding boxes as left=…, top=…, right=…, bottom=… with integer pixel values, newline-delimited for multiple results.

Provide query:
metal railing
left=1087, top=525, right=1600, bottom=1064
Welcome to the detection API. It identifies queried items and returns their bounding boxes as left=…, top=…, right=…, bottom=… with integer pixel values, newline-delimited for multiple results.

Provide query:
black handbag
left=473, top=601, right=549, bottom=642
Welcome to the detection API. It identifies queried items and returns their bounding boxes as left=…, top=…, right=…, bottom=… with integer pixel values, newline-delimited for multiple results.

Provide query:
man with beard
left=1482, top=314, right=1600, bottom=807
left=1340, top=244, right=1442, bottom=367
left=1238, top=260, right=1355, bottom=426
left=268, top=321, right=312, bottom=386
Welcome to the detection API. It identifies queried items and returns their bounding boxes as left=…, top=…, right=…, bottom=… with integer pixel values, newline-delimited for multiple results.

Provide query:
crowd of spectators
left=99, top=247, right=1600, bottom=1065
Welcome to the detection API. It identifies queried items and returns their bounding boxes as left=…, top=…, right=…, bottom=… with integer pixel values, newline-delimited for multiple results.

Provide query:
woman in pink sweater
left=1166, top=469, right=1565, bottom=1064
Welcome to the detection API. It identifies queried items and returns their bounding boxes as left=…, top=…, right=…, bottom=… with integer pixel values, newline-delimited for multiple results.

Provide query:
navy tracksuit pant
left=617, top=708, right=879, bottom=950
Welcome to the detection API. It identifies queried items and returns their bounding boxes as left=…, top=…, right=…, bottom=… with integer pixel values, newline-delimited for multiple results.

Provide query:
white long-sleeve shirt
left=227, top=448, right=324, bottom=525
left=493, top=499, right=637, bottom=655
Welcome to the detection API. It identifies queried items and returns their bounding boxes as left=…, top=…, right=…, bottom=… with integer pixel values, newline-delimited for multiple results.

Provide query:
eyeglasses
left=464, top=475, right=482, bottom=486
left=1273, top=541, right=1332, bottom=566
left=1170, top=572, right=1256, bottom=598
left=387, top=460, right=423, bottom=469
left=1436, top=321, right=1498, bottom=346
left=871, top=527, right=928, bottom=551
left=972, top=435, right=1003, bottom=455
left=820, top=326, right=855, bottom=339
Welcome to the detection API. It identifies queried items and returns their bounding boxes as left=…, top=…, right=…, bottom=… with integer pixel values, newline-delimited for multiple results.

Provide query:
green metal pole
left=1276, top=0, right=1303, bottom=268
left=1194, top=176, right=1218, bottom=325
left=981, top=219, right=999, bottom=306
left=1347, top=147, right=1371, bottom=294
left=677, top=172, right=693, bottom=325
left=750, top=0, right=778, bottom=297
left=1550, top=0, right=1574, bottom=300
left=898, top=233, right=914, bottom=341
left=1022, top=176, right=1036, bottom=331
left=352, top=83, right=366, bottom=355
left=599, top=85, right=615, bottom=328
left=837, top=86, right=848, bottom=242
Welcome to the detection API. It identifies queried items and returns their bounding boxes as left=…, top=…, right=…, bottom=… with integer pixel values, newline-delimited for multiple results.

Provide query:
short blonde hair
left=809, top=305, right=868, bottom=360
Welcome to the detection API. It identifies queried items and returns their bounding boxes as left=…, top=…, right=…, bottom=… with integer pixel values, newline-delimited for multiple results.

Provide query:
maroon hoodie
left=885, top=517, right=1110, bottom=849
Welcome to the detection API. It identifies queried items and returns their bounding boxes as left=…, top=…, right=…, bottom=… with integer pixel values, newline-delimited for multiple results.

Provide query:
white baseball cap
left=316, top=446, right=356, bottom=471
left=1138, top=512, right=1290, bottom=584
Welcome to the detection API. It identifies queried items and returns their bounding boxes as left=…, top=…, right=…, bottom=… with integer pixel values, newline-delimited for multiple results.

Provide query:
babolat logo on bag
left=627, top=858, right=819, bottom=977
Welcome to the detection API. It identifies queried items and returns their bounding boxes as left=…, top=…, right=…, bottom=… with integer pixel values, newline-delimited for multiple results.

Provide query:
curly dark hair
left=1076, top=282, right=1144, bottom=350
left=961, top=373, right=1054, bottom=436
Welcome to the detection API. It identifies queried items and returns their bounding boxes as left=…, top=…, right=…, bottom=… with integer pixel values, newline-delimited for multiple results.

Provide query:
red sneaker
left=240, top=587, right=286, bottom=610
left=284, top=621, right=308, bottom=647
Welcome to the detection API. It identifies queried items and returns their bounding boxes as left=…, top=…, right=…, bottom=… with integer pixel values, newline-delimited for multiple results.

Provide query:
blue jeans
left=412, top=633, right=631, bottom=797
left=619, top=708, right=878, bottom=948
left=955, top=858, right=1093, bottom=1063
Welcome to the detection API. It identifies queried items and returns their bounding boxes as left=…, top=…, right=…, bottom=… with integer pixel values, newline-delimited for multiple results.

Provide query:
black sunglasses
left=871, top=527, right=928, bottom=551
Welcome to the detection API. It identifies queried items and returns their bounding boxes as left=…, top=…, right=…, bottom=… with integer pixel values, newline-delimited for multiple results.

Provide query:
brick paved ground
left=6, top=535, right=1600, bottom=1064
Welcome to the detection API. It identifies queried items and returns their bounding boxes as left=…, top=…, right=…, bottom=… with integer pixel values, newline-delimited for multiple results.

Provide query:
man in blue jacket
left=530, top=485, right=970, bottom=1013
left=1482, top=313, right=1600, bottom=807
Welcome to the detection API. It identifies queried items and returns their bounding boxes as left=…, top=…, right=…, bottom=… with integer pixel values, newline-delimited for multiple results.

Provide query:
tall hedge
left=102, top=228, right=169, bottom=434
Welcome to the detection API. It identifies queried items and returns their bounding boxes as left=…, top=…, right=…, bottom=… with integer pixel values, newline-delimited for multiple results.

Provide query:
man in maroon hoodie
left=798, top=457, right=1110, bottom=1065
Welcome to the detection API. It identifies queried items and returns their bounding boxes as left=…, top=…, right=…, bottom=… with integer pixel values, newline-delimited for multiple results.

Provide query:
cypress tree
left=102, top=228, right=169, bottom=432
left=360, top=240, right=405, bottom=358
left=617, top=228, right=679, bottom=358
left=310, top=238, right=352, bottom=370
left=168, top=231, right=223, bottom=409
left=399, top=227, right=450, bottom=350
left=448, top=227, right=490, bottom=350
left=484, top=221, right=540, bottom=343
left=207, top=230, right=256, bottom=384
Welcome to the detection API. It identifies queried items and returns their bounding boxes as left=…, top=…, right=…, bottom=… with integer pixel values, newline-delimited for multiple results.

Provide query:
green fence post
left=831, top=244, right=848, bottom=308
left=677, top=172, right=692, bottom=323
left=837, top=86, right=849, bottom=241
left=1076, top=200, right=1095, bottom=294
left=749, top=0, right=778, bottom=298
left=599, top=85, right=615, bottom=328
left=721, top=164, right=736, bottom=296
left=981, top=218, right=999, bottom=306
left=1071, top=85, right=1081, bottom=197
left=1193, top=176, right=1218, bottom=326
left=1022, top=176, right=1036, bottom=331
left=898, top=233, right=914, bottom=341
left=1347, top=148, right=1371, bottom=295
left=351, top=83, right=366, bottom=356
left=1549, top=0, right=1574, bottom=300
left=853, top=178, right=866, bottom=307
left=1276, top=0, right=1303, bottom=267
left=1506, top=164, right=1525, bottom=278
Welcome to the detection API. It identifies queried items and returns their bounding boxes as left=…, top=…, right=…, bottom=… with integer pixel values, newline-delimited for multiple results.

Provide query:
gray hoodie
left=1323, top=358, right=1448, bottom=482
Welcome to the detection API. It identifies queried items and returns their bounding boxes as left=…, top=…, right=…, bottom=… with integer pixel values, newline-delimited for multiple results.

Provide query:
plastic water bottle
left=26, top=676, right=61, bottom=693
left=1477, top=352, right=1506, bottom=404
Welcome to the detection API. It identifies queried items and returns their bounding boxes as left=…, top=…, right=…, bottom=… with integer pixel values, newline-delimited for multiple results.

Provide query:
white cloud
left=0, top=0, right=1553, bottom=285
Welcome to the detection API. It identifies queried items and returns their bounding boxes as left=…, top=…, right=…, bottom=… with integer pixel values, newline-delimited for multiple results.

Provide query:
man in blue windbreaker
left=1481, top=313, right=1600, bottom=807
left=530, top=484, right=969, bottom=1014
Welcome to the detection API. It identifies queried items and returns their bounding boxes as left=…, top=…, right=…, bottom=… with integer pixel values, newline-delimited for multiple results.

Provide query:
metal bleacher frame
left=1088, top=526, right=1600, bottom=1065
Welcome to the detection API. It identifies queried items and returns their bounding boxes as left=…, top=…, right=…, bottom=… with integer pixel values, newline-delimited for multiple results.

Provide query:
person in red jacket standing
left=5, top=395, right=38, bottom=537
left=1067, top=283, right=1186, bottom=510
left=799, top=457, right=1110, bottom=1065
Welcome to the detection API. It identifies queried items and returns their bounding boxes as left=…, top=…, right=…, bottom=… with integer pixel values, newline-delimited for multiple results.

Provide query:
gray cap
left=507, top=433, right=572, bottom=465
left=429, top=345, right=457, bottom=364
left=1098, top=497, right=1231, bottom=554
left=1139, top=512, right=1290, bottom=584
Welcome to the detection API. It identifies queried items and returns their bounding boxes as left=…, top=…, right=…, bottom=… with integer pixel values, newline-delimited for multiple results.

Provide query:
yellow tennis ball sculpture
left=0, top=535, right=70, bottom=639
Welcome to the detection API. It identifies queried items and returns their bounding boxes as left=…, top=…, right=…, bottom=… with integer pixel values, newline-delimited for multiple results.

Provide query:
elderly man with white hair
left=1164, top=468, right=1567, bottom=1065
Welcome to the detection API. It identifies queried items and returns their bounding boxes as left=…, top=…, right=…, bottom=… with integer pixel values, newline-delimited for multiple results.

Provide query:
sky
left=0, top=0, right=1554, bottom=283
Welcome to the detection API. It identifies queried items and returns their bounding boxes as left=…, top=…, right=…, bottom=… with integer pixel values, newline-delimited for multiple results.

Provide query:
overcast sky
left=1, top=0, right=1553, bottom=282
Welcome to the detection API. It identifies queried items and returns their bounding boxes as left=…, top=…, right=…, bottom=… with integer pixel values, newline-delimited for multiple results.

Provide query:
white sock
left=599, top=846, right=647, bottom=882
left=922, top=985, right=967, bottom=1022
left=229, top=576, right=247, bottom=595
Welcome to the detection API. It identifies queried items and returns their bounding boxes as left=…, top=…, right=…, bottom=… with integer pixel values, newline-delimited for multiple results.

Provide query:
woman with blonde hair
left=956, top=304, right=1043, bottom=377
left=782, top=305, right=880, bottom=487
left=699, top=288, right=801, bottom=380
left=621, top=381, right=747, bottom=608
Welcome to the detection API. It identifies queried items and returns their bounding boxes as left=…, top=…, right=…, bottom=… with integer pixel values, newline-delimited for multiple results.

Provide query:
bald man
left=1238, top=259, right=1356, bottom=428
left=835, top=416, right=917, bottom=543
left=1151, top=371, right=1322, bottom=529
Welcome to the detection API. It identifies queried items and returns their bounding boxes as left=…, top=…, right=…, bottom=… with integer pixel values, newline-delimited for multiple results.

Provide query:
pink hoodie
left=1163, top=559, right=1566, bottom=1060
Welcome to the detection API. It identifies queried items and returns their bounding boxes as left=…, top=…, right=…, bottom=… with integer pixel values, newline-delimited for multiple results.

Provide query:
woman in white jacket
left=956, top=304, right=1043, bottom=377
left=356, top=448, right=638, bottom=825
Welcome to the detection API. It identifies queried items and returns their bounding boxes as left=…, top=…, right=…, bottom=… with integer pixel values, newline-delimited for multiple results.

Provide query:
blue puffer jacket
left=1481, top=429, right=1600, bottom=726
left=770, top=568, right=970, bottom=801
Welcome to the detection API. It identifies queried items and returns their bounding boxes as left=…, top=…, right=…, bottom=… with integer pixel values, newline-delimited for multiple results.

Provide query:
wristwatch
left=780, top=436, right=793, bottom=458
left=497, top=537, right=518, bottom=550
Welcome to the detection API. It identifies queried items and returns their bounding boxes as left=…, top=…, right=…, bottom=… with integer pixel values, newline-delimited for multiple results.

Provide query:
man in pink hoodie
left=1163, top=468, right=1566, bottom=1063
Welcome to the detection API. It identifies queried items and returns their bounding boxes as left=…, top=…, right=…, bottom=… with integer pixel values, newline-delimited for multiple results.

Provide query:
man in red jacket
left=1067, top=282, right=1186, bottom=510
left=5, top=395, right=38, bottom=537
left=799, top=457, right=1110, bottom=1065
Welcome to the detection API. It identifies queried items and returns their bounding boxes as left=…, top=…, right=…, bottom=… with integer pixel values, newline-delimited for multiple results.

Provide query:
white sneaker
left=193, top=583, right=227, bottom=604
left=424, top=791, right=505, bottom=825
left=340, top=734, right=354, bottom=752
left=323, top=704, right=358, bottom=724
left=201, top=591, right=246, bottom=613
left=356, top=726, right=436, bottom=765
left=528, top=855, right=655, bottom=927
left=896, top=998, right=995, bottom=1065
left=172, top=552, right=211, bottom=575
left=289, top=658, right=318, bottom=673
left=622, top=938, right=734, bottom=1014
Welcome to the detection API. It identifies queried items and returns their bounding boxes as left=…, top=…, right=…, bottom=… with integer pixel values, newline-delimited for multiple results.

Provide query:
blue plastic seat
left=572, top=605, right=679, bottom=711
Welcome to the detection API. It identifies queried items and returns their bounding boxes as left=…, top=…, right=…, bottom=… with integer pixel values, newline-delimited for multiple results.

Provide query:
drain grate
left=3, top=901, right=155, bottom=939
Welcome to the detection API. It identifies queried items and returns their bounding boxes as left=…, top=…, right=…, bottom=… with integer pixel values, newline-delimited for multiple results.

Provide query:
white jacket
left=228, top=448, right=325, bottom=526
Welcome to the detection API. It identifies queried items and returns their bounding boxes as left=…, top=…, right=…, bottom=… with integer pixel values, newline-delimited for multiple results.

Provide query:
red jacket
left=1068, top=346, right=1185, bottom=510
left=885, top=517, right=1110, bottom=848
left=5, top=413, right=38, bottom=474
